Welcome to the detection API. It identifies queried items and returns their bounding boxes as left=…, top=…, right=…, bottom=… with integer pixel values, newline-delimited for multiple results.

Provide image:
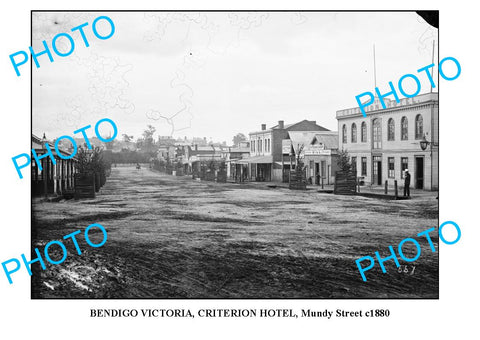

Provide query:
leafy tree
left=122, top=134, right=133, bottom=143
left=76, top=146, right=111, bottom=174
left=139, top=125, right=157, bottom=153
left=232, top=133, right=247, bottom=146
left=337, top=148, right=352, bottom=172
left=143, top=125, right=156, bottom=143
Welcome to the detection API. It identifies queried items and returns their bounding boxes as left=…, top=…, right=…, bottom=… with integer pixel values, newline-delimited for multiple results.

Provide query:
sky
left=32, top=11, right=438, bottom=145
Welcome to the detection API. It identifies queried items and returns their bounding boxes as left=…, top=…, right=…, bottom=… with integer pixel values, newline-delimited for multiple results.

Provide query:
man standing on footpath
left=404, top=169, right=411, bottom=198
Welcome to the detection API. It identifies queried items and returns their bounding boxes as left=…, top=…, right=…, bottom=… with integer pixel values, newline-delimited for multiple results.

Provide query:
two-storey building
left=336, top=93, right=438, bottom=190
left=243, top=120, right=330, bottom=182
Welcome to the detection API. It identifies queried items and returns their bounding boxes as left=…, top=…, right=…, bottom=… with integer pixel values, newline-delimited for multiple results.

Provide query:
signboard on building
left=282, top=140, right=292, bottom=154
left=304, top=144, right=331, bottom=156
left=304, top=149, right=332, bottom=155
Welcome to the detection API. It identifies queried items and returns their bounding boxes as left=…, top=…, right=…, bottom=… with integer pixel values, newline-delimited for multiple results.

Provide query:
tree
left=122, top=134, right=133, bottom=143
left=337, top=148, right=352, bottom=172
left=76, top=146, right=111, bottom=174
left=142, top=125, right=156, bottom=141
left=232, top=133, right=247, bottom=146
left=138, top=125, right=157, bottom=154
left=292, top=143, right=308, bottom=177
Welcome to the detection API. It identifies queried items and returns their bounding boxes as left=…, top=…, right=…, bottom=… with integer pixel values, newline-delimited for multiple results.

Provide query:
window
left=401, top=157, right=408, bottom=178
left=361, top=157, right=367, bottom=176
left=415, top=114, right=424, bottom=139
left=342, top=124, right=347, bottom=143
left=258, top=139, right=262, bottom=153
left=372, top=119, right=382, bottom=149
left=388, top=157, right=395, bottom=178
left=268, top=139, right=271, bottom=153
left=401, top=116, right=408, bottom=140
left=351, top=123, right=357, bottom=143
left=361, top=122, right=367, bottom=142
left=387, top=118, right=395, bottom=141
left=351, top=156, right=357, bottom=173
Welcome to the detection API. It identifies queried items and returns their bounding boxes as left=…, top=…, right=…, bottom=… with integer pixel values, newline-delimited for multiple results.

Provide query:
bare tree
left=295, top=144, right=305, bottom=169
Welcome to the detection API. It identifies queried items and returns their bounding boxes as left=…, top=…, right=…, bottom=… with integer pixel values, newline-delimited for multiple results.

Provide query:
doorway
left=373, top=156, right=382, bottom=185
left=320, top=161, right=326, bottom=185
left=415, top=156, right=424, bottom=189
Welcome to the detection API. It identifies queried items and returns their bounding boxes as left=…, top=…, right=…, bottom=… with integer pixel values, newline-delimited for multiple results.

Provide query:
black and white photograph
left=4, top=0, right=480, bottom=338
left=29, top=11, right=440, bottom=299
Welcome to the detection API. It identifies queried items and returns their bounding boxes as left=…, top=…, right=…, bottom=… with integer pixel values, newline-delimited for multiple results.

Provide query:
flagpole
left=430, top=40, right=435, bottom=93
left=373, top=44, right=377, bottom=89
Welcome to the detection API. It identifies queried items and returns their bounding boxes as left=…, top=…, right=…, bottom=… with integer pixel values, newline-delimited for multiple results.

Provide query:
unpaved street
left=32, top=166, right=439, bottom=298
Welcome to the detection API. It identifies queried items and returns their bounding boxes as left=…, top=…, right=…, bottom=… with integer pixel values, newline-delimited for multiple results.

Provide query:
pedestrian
left=404, top=169, right=411, bottom=197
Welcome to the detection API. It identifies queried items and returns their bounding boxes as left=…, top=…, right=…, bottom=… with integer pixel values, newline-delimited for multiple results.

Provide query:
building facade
left=222, top=141, right=250, bottom=181
left=336, top=93, right=438, bottom=190
left=284, top=131, right=339, bottom=185
left=32, top=134, right=77, bottom=197
left=244, top=120, right=330, bottom=182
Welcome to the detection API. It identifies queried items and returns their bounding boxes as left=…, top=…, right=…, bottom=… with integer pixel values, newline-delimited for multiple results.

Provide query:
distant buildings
left=184, top=144, right=224, bottom=175
left=222, top=141, right=250, bottom=181
left=336, top=93, right=438, bottom=190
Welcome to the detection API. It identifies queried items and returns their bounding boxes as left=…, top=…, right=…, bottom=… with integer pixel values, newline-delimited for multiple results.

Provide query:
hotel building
left=336, top=93, right=438, bottom=190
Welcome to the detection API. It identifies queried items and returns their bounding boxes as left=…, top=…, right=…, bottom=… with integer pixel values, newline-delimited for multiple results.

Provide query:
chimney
left=278, top=120, right=284, bottom=129
left=261, top=124, right=266, bottom=131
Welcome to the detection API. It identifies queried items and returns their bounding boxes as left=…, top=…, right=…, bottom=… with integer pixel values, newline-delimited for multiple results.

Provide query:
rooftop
left=249, top=119, right=330, bottom=135
left=336, top=92, right=438, bottom=119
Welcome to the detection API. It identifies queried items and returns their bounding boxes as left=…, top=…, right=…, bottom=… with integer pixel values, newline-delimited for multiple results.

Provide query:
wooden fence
left=334, top=171, right=357, bottom=195
left=289, top=168, right=307, bottom=190
left=74, top=173, right=96, bottom=199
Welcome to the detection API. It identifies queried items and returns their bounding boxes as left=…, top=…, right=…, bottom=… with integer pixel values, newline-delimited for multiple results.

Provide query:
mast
left=430, top=40, right=435, bottom=93
left=373, top=44, right=377, bottom=90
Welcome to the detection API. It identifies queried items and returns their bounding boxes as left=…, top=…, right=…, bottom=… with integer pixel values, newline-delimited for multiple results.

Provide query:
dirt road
left=32, top=166, right=439, bottom=298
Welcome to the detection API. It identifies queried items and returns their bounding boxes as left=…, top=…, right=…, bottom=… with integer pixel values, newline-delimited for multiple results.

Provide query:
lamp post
left=419, top=133, right=431, bottom=151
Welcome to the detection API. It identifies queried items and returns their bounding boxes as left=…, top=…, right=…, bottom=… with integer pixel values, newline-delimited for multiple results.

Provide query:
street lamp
left=419, top=133, right=430, bottom=151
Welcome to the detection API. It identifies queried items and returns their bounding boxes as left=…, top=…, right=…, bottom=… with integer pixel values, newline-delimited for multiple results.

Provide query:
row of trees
left=103, top=150, right=151, bottom=164
left=122, top=127, right=248, bottom=151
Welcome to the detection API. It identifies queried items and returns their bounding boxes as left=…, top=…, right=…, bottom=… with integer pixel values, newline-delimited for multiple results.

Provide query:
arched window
left=361, top=122, right=367, bottom=142
left=415, top=114, right=424, bottom=139
left=401, top=116, right=408, bottom=140
left=387, top=118, right=395, bottom=141
left=373, top=119, right=381, bottom=149
left=342, top=124, right=347, bottom=143
left=351, top=123, right=357, bottom=143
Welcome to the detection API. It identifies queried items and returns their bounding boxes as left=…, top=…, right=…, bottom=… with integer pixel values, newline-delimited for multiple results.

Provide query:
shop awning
left=236, top=155, right=273, bottom=164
